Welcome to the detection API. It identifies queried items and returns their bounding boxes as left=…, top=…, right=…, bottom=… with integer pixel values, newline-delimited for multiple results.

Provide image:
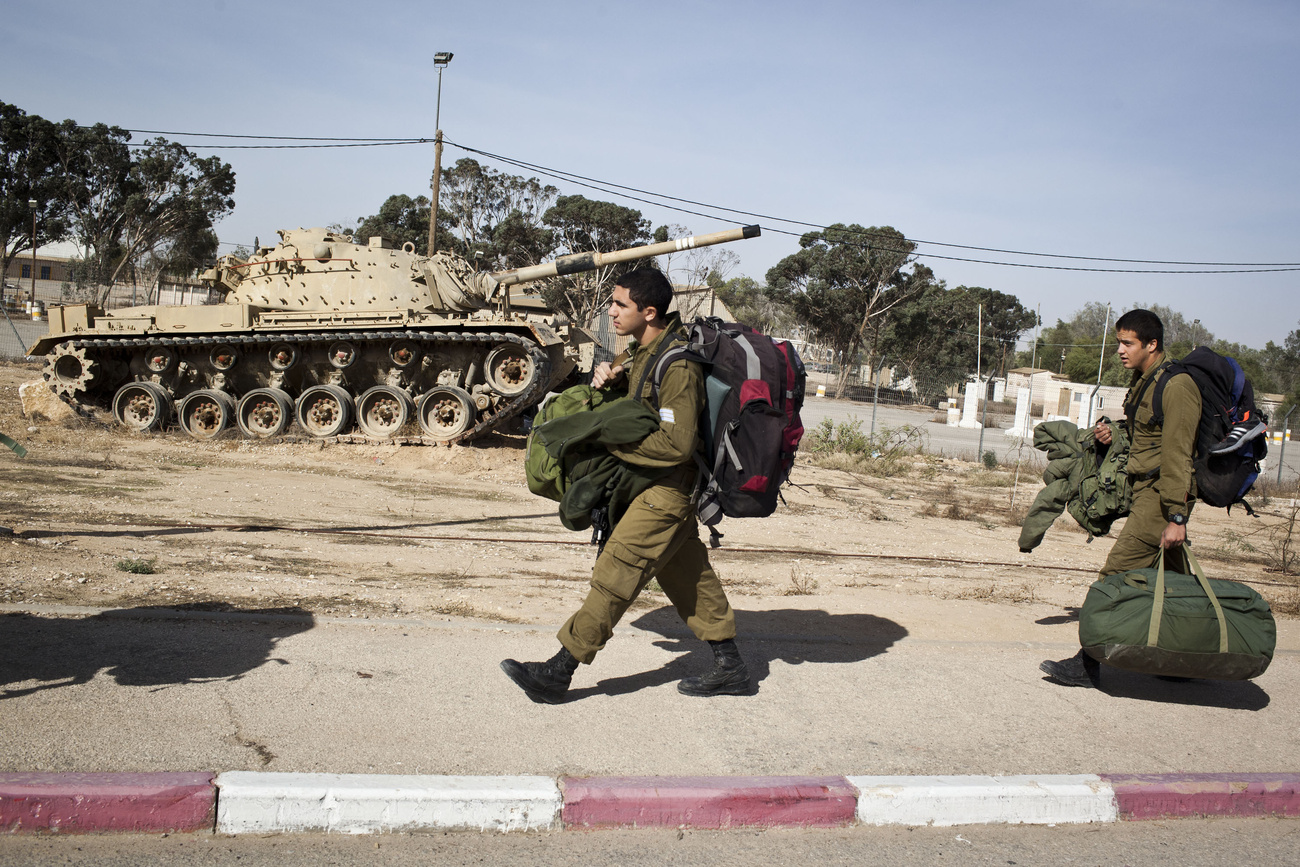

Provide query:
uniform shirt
left=1124, top=352, right=1201, bottom=520
left=607, top=312, right=704, bottom=471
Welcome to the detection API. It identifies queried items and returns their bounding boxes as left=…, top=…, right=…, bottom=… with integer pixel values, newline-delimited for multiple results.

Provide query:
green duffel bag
left=1079, top=548, right=1276, bottom=680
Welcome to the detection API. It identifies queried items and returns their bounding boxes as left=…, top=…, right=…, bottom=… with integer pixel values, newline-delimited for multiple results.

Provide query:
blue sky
left=4, top=0, right=1297, bottom=349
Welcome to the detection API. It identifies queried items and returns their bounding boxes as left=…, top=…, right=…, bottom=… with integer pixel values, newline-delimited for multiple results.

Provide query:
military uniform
left=1099, top=353, right=1201, bottom=577
left=557, top=312, right=736, bottom=663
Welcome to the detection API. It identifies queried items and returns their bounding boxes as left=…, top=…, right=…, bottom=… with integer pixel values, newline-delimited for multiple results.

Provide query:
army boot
left=500, top=646, right=580, bottom=704
left=1039, top=650, right=1101, bottom=688
left=678, top=638, right=752, bottom=696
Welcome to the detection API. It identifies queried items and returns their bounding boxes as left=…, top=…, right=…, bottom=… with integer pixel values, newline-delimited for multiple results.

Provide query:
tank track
left=49, top=329, right=551, bottom=446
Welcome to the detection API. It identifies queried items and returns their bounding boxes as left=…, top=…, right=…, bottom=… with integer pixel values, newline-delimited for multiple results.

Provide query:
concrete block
left=0, top=772, right=215, bottom=834
left=1103, top=773, right=1300, bottom=820
left=849, top=774, right=1118, bottom=826
left=215, top=772, right=560, bottom=834
left=561, top=775, right=857, bottom=829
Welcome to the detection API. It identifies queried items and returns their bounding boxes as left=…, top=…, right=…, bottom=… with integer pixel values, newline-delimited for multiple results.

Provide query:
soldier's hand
left=1094, top=421, right=1113, bottom=445
left=1160, top=522, right=1187, bottom=549
left=591, top=362, right=625, bottom=389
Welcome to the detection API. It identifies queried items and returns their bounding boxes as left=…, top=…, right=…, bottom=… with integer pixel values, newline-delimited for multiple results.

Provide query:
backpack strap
left=1146, top=359, right=1182, bottom=429
left=629, top=332, right=686, bottom=408
left=1124, top=358, right=1176, bottom=439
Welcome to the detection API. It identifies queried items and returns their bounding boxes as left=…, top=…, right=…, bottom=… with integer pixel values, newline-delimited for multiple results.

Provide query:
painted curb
left=849, top=774, right=1118, bottom=826
left=5, top=772, right=1300, bottom=834
left=0, top=772, right=215, bottom=834
left=1102, top=773, right=1300, bottom=820
left=214, top=772, right=560, bottom=834
left=561, top=775, right=858, bottom=829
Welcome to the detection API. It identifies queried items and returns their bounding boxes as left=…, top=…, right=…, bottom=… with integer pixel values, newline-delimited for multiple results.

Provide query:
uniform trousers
left=558, top=471, right=736, bottom=664
left=1099, top=478, right=1193, bottom=578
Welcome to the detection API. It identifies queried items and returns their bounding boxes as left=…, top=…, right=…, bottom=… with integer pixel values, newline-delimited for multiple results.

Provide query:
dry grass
left=783, top=563, right=819, bottom=596
left=953, top=581, right=1039, bottom=604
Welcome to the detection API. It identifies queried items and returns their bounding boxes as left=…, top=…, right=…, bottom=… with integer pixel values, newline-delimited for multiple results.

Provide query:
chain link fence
left=0, top=304, right=43, bottom=361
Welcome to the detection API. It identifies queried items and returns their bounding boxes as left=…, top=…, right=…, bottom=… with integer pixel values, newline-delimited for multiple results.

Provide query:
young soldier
left=1041, top=308, right=1201, bottom=688
left=501, top=267, right=751, bottom=702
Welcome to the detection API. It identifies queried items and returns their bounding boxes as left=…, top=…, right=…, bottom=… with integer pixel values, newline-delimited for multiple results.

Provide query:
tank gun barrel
left=489, top=225, right=760, bottom=289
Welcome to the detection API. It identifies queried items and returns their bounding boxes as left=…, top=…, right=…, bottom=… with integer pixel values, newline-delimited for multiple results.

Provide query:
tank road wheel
left=209, top=345, right=238, bottom=371
left=177, top=390, right=236, bottom=440
left=417, top=386, right=475, bottom=440
left=484, top=342, right=538, bottom=397
left=388, top=339, right=420, bottom=369
left=269, top=343, right=298, bottom=371
left=296, top=384, right=354, bottom=438
left=328, top=340, right=358, bottom=370
left=112, top=381, right=173, bottom=433
left=146, top=348, right=177, bottom=374
left=237, top=388, right=293, bottom=438
left=45, top=344, right=96, bottom=398
left=356, top=386, right=414, bottom=439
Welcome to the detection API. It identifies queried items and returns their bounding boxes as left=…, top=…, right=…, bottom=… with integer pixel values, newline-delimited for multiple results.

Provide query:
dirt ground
left=2, top=360, right=1297, bottom=624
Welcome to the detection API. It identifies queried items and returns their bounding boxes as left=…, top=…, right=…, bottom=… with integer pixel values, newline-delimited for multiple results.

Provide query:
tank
left=30, top=224, right=760, bottom=444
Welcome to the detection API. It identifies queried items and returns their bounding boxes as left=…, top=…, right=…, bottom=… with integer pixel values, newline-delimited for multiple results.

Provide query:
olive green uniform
left=557, top=313, right=736, bottom=664
left=1099, top=354, right=1201, bottom=577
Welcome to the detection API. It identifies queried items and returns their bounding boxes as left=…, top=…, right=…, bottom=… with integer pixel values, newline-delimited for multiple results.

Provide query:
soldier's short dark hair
left=616, top=267, right=673, bottom=318
left=1115, top=308, right=1164, bottom=351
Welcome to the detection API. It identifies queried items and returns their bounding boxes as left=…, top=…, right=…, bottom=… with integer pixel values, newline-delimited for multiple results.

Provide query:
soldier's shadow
left=0, top=605, right=314, bottom=699
left=1071, top=666, right=1272, bottom=710
left=571, top=607, right=908, bottom=699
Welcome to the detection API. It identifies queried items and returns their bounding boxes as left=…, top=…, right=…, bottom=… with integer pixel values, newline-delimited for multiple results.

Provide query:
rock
left=18, top=379, right=80, bottom=423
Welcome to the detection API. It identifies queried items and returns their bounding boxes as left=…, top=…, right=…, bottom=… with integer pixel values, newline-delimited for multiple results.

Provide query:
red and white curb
left=3, top=772, right=1298, bottom=834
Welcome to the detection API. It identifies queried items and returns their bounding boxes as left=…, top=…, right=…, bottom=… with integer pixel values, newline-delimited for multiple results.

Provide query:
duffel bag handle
left=1146, top=547, right=1228, bottom=653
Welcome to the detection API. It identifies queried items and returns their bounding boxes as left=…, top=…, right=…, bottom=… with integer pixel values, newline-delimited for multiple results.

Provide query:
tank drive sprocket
left=43, top=343, right=97, bottom=398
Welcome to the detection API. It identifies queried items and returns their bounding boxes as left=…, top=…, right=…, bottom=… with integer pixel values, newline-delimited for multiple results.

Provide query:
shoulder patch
left=659, top=407, right=675, bottom=424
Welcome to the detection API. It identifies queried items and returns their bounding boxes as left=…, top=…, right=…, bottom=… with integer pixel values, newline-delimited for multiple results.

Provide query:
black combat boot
left=1039, top=650, right=1101, bottom=688
left=678, top=638, right=753, bottom=696
left=500, top=647, right=580, bottom=704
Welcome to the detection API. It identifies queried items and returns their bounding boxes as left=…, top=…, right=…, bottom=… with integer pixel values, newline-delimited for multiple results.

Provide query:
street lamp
left=427, top=51, right=454, bottom=256
left=28, top=199, right=37, bottom=307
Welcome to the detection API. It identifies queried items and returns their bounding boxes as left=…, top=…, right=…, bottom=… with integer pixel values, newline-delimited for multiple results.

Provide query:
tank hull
left=31, top=224, right=755, bottom=443
left=36, top=302, right=581, bottom=444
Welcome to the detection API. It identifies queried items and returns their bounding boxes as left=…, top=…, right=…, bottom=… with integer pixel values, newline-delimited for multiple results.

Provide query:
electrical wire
left=116, top=127, right=1300, bottom=274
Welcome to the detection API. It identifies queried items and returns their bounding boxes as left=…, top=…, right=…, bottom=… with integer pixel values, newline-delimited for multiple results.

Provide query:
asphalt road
left=799, top=392, right=1300, bottom=484
left=2, top=818, right=1299, bottom=865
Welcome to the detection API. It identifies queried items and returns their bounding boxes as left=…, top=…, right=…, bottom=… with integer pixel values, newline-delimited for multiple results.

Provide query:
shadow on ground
left=0, top=605, right=313, bottom=699
left=1047, top=666, right=1272, bottom=711
left=567, top=607, right=908, bottom=699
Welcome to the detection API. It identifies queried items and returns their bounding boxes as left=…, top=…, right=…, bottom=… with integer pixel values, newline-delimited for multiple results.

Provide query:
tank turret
left=32, top=225, right=759, bottom=444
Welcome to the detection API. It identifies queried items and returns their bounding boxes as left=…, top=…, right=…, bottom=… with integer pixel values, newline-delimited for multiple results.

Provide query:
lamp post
left=28, top=199, right=38, bottom=307
left=427, top=51, right=454, bottom=256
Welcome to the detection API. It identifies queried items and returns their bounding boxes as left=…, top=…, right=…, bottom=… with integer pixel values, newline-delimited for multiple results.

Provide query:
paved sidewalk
left=2, top=593, right=1298, bottom=834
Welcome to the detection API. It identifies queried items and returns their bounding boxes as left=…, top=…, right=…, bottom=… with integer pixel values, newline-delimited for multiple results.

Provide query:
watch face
left=1172, top=514, right=1186, bottom=525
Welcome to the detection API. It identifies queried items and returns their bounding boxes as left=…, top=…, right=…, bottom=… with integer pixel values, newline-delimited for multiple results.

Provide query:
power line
left=127, top=127, right=1300, bottom=274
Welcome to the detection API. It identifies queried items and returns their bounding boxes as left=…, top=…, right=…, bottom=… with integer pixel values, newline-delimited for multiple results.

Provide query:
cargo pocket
left=594, top=538, right=652, bottom=602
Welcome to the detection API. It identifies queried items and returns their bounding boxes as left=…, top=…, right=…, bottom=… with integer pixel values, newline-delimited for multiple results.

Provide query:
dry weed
left=783, top=563, right=819, bottom=596
left=954, top=582, right=1038, bottom=604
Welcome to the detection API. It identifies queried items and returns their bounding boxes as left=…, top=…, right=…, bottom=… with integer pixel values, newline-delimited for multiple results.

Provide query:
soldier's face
left=1116, top=328, right=1158, bottom=373
left=609, top=285, right=655, bottom=340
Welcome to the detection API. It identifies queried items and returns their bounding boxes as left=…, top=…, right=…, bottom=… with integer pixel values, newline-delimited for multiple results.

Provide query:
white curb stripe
left=847, top=775, right=1119, bottom=826
left=215, top=772, right=560, bottom=834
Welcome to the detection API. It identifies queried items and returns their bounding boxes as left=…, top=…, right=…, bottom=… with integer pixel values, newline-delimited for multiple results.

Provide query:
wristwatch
left=1170, top=513, right=1188, bottom=526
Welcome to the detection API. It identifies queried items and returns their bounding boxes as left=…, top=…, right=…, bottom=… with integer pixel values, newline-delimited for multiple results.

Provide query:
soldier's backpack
left=1145, top=347, right=1269, bottom=511
left=651, top=317, right=806, bottom=544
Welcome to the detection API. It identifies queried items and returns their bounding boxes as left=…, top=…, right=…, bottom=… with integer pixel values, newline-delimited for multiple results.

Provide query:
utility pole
left=28, top=199, right=38, bottom=306
left=427, top=51, right=454, bottom=257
